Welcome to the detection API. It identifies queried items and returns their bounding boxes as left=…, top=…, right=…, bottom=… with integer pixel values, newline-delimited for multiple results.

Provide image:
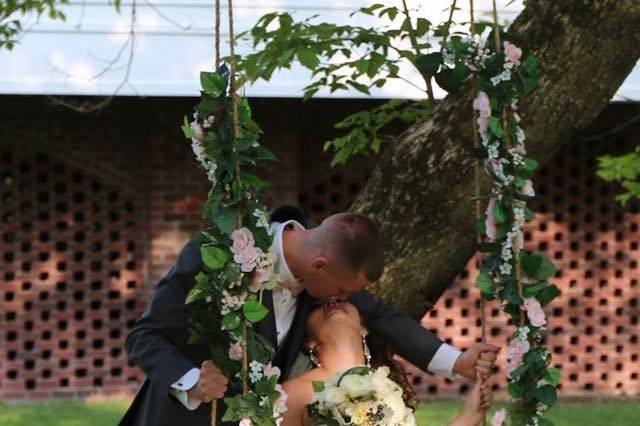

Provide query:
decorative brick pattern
left=1, top=96, right=638, bottom=401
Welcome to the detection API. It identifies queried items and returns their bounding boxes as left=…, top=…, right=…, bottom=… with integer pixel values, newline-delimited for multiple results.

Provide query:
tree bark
left=351, top=0, right=640, bottom=318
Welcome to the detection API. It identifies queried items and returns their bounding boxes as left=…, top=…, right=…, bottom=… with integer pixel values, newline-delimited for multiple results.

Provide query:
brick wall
left=0, top=96, right=638, bottom=401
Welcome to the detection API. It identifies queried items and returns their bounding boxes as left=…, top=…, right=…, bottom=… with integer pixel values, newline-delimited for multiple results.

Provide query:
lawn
left=0, top=399, right=638, bottom=425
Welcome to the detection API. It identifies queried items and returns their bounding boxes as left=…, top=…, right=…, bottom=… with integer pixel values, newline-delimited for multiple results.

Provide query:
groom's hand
left=453, top=343, right=500, bottom=380
left=187, top=360, right=229, bottom=403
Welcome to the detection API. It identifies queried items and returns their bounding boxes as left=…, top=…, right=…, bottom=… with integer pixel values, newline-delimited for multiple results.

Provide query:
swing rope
left=469, top=3, right=489, bottom=426
left=489, top=0, right=526, bottom=325
left=209, top=0, right=245, bottom=423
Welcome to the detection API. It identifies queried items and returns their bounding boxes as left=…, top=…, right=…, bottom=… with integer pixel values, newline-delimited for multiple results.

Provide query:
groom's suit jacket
left=119, top=205, right=446, bottom=426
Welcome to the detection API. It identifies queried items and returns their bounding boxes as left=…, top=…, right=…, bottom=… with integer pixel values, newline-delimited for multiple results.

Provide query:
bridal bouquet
left=308, top=366, right=416, bottom=426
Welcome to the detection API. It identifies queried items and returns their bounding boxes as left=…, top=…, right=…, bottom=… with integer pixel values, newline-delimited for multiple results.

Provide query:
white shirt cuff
left=427, top=343, right=462, bottom=380
left=169, top=367, right=201, bottom=410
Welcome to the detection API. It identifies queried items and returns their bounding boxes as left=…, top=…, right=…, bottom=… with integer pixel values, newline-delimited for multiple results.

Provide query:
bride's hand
left=457, top=372, right=492, bottom=426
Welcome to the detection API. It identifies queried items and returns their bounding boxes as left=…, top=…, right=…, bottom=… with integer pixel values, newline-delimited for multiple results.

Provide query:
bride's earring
left=362, top=334, right=371, bottom=368
left=308, top=346, right=321, bottom=367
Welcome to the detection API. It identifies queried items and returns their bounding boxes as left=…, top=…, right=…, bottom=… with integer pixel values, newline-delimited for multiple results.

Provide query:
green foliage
left=182, top=65, right=284, bottom=423
left=235, top=2, right=454, bottom=165
left=324, top=99, right=430, bottom=166
left=597, top=145, right=640, bottom=205
left=243, top=300, right=269, bottom=323
left=0, top=1, right=121, bottom=50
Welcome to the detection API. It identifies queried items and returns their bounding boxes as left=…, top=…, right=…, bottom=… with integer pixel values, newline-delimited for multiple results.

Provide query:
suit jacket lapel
left=275, top=291, right=313, bottom=380
left=255, top=290, right=278, bottom=350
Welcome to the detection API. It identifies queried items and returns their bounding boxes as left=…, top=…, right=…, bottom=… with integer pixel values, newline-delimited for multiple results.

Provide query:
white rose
left=322, top=387, right=347, bottom=408
left=339, top=374, right=373, bottom=398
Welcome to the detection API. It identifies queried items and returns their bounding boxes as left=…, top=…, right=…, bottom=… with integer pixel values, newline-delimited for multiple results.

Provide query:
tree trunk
left=351, top=0, right=640, bottom=318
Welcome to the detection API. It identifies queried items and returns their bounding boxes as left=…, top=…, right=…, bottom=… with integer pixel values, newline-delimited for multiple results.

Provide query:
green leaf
left=297, top=47, right=320, bottom=70
left=450, top=61, right=471, bottom=89
left=434, top=67, right=453, bottom=92
left=477, top=242, right=500, bottom=253
left=415, top=52, right=442, bottom=78
left=200, top=246, right=231, bottom=270
left=538, top=284, right=560, bottom=306
left=221, top=312, right=242, bottom=331
left=222, top=395, right=260, bottom=421
left=200, top=71, right=227, bottom=97
left=210, top=202, right=238, bottom=234
left=243, top=300, right=269, bottom=323
left=182, top=115, right=195, bottom=139
left=488, top=116, right=504, bottom=138
left=196, top=93, right=224, bottom=117
left=240, top=171, right=270, bottom=192
left=493, top=199, right=507, bottom=223
left=520, top=252, right=556, bottom=280
left=476, top=272, right=496, bottom=294
left=509, top=363, right=529, bottom=379
left=312, top=381, right=325, bottom=392
left=185, top=272, right=210, bottom=304
left=508, top=381, right=524, bottom=399
left=501, top=280, right=522, bottom=305
left=523, top=282, right=547, bottom=297
left=547, top=367, right=562, bottom=386
left=517, top=157, right=539, bottom=179
left=534, top=384, right=557, bottom=406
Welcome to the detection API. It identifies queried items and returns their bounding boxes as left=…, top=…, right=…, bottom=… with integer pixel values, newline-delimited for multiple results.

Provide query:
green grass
left=0, top=400, right=130, bottom=426
left=0, top=399, right=638, bottom=425
left=414, top=400, right=640, bottom=426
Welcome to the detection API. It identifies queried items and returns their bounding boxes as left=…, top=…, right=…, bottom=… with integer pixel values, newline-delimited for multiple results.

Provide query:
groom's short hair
left=329, top=213, right=384, bottom=282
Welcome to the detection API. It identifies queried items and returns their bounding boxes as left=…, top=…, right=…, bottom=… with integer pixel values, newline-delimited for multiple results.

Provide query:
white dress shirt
left=170, top=219, right=461, bottom=409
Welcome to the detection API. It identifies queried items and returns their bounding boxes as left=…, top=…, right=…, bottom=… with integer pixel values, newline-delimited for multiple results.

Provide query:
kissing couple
left=120, top=204, right=500, bottom=425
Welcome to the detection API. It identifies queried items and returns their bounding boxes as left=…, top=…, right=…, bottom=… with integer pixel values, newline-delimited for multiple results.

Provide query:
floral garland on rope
left=181, top=63, right=287, bottom=425
left=440, top=10, right=562, bottom=426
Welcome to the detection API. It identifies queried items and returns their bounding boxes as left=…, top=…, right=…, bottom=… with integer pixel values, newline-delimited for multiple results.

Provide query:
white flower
left=249, top=360, right=264, bottom=383
left=340, top=374, right=373, bottom=398
left=253, top=208, right=272, bottom=234
left=491, top=69, right=512, bottom=86
left=321, top=387, right=347, bottom=408
left=500, top=262, right=513, bottom=275
left=517, top=326, right=530, bottom=341
left=228, top=342, right=243, bottom=361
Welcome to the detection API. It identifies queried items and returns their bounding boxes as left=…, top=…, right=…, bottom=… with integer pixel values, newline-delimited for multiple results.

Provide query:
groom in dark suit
left=120, top=205, right=499, bottom=425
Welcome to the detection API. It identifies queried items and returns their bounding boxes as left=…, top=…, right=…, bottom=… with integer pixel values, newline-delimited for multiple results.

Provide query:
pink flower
left=473, top=91, right=491, bottom=133
left=492, top=408, right=507, bottom=426
left=524, top=297, right=547, bottom=327
left=231, top=228, right=260, bottom=272
left=506, top=338, right=530, bottom=376
left=522, top=180, right=535, bottom=196
left=275, top=384, right=288, bottom=414
left=467, top=63, right=479, bottom=72
left=228, top=342, right=243, bottom=361
left=190, top=120, right=205, bottom=141
left=503, top=41, right=522, bottom=64
left=263, top=363, right=281, bottom=379
left=231, top=228, right=255, bottom=254
left=485, top=197, right=497, bottom=241
left=239, top=419, right=252, bottom=426
left=234, top=245, right=261, bottom=272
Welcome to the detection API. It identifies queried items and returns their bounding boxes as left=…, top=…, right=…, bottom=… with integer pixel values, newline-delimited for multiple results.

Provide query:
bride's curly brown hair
left=366, top=330, right=419, bottom=410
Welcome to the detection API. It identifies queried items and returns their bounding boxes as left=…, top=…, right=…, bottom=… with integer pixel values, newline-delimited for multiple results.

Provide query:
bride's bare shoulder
left=282, top=369, right=329, bottom=401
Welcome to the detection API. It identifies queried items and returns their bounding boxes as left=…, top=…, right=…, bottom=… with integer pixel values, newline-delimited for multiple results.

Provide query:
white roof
left=0, top=0, right=638, bottom=100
